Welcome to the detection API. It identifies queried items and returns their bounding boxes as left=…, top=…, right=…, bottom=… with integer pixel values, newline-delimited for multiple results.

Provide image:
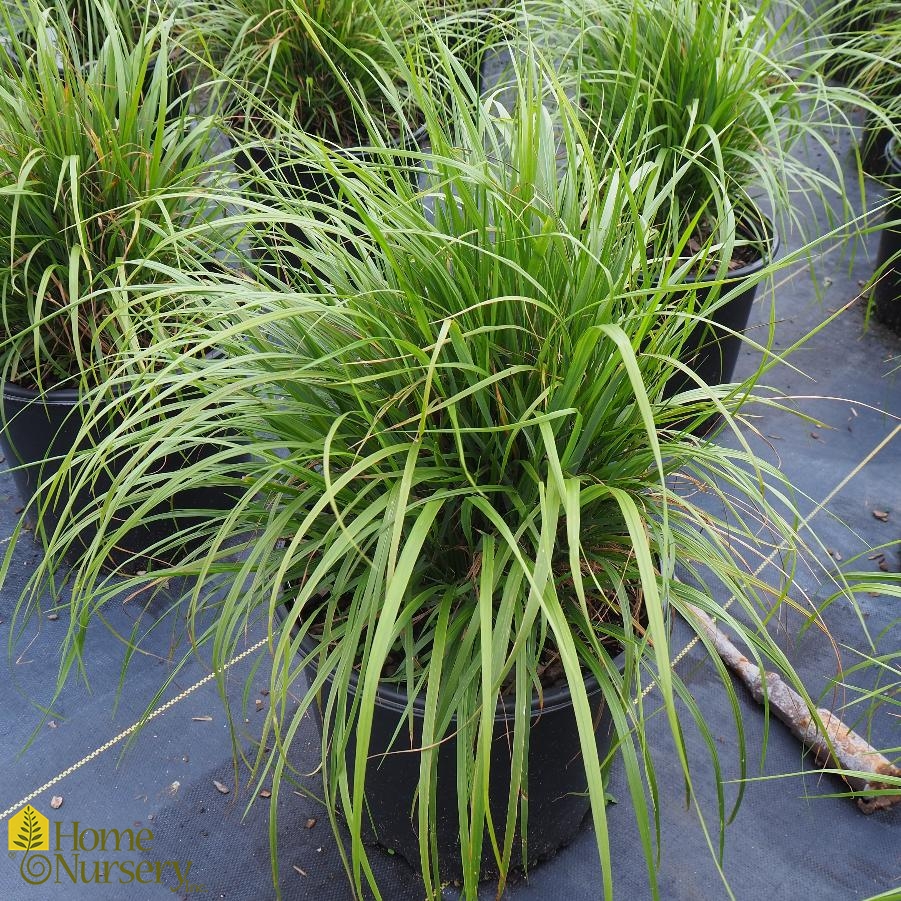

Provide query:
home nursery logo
left=8, top=806, right=49, bottom=852
left=7, top=804, right=203, bottom=893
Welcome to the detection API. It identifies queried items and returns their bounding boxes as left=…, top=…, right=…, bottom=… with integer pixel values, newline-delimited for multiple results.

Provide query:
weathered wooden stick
left=685, top=602, right=901, bottom=813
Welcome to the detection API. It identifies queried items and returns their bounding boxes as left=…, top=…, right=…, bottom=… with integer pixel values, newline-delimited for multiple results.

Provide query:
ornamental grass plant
left=178, top=0, right=434, bottom=144
left=0, top=0, right=234, bottom=390
left=801, top=0, right=900, bottom=183
left=560, top=0, right=873, bottom=258
left=817, top=0, right=899, bottom=90
left=56, top=0, right=157, bottom=51
left=7, top=45, right=874, bottom=899
left=826, top=0, right=901, bottom=164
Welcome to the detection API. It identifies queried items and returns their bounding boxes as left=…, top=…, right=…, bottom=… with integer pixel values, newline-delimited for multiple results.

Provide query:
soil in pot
left=872, top=139, right=901, bottom=333
left=0, top=380, right=241, bottom=572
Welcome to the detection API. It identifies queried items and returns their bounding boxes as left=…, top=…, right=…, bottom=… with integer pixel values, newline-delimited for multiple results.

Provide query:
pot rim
left=692, top=211, right=779, bottom=286
left=1, top=348, right=225, bottom=407
left=359, top=653, right=617, bottom=718
left=1, top=380, right=82, bottom=405
left=645, top=212, right=778, bottom=296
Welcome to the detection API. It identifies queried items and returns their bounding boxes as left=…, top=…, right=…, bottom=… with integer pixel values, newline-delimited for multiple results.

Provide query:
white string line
left=0, top=635, right=268, bottom=822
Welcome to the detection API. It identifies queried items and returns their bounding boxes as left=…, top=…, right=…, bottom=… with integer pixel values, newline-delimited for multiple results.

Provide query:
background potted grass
left=2, top=0, right=171, bottom=68
left=16, top=59, right=862, bottom=900
left=180, top=0, right=464, bottom=142
left=0, top=0, right=242, bottom=564
left=179, top=0, right=500, bottom=143
left=55, top=0, right=158, bottom=50
left=59, top=0, right=200, bottom=118
left=175, top=0, right=479, bottom=165
left=810, top=0, right=901, bottom=327
left=175, top=0, right=429, bottom=276
left=815, top=0, right=901, bottom=175
left=554, top=0, right=870, bottom=395
left=418, top=0, right=515, bottom=93
left=176, top=0, right=503, bottom=283
left=817, top=0, right=882, bottom=83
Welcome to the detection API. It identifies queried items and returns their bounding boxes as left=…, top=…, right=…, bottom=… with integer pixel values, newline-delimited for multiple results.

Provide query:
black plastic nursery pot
left=295, top=633, right=623, bottom=882
left=0, top=380, right=238, bottom=570
left=860, top=113, right=895, bottom=178
left=872, top=139, right=901, bottom=333
left=662, top=218, right=778, bottom=402
left=354, top=676, right=614, bottom=880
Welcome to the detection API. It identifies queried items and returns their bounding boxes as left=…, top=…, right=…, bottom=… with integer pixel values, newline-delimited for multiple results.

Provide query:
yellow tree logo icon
left=8, top=806, right=49, bottom=852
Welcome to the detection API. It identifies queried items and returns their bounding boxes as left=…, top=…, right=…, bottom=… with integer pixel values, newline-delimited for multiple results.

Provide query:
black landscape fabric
left=0, top=115, right=898, bottom=901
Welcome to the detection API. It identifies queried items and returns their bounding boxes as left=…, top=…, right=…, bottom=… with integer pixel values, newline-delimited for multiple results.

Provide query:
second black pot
left=0, top=380, right=239, bottom=570
left=662, top=220, right=778, bottom=402
left=860, top=114, right=895, bottom=179
left=872, top=139, right=901, bottom=333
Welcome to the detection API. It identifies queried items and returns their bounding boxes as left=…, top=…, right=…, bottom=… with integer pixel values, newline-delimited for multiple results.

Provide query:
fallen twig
left=685, top=603, right=901, bottom=813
